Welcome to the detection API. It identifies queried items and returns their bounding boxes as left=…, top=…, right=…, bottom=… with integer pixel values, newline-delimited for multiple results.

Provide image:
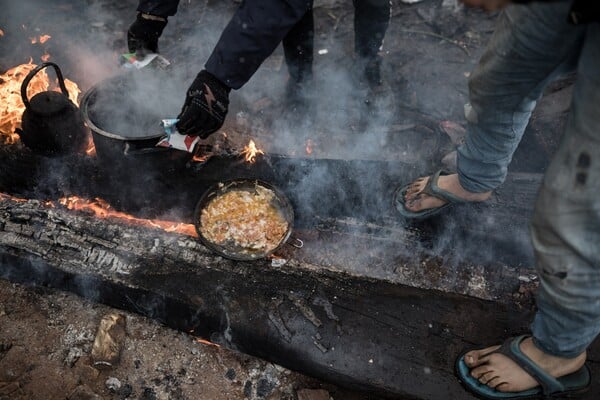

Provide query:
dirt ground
left=0, top=279, right=381, bottom=400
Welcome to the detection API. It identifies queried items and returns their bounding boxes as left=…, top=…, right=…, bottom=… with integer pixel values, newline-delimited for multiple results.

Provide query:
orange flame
left=85, top=136, right=96, bottom=157
left=0, top=59, right=81, bottom=144
left=58, top=196, right=197, bottom=237
left=0, top=29, right=4, bottom=37
left=30, top=34, right=51, bottom=45
left=192, top=154, right=210, bottom=163
left=240, top=139, right=264, bottom=163
left=305, top=139, right=313, bottom=155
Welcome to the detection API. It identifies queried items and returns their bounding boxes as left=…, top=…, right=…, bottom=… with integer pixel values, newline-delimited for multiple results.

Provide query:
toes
left=465, top=345, right=501, bottom=367
left=486, top=376, right=506, bottom=391
left=470, top=365, right=494, bottom=380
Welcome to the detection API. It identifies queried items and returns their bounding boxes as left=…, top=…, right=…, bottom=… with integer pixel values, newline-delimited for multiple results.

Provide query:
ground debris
left=91, top=313, right=126, bottom=369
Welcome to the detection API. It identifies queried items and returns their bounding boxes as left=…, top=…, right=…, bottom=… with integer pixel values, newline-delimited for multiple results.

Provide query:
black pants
left=283, top=0, right=391, bottom=83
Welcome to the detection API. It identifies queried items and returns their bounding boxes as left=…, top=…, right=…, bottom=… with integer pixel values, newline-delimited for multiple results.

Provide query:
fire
left=85, top=136, right=96, bottom=157
left=0, top=29, right=4, bottom=37
left=0, top=59, right=81, bottom=144
left=240, top=139, right=264, bottom=163
left=41, top=52, right=51, bottom=62
left=58, top=196, right=197, bottom=237
left=305, top=139, right=313, bottom=155
left=30, top=34, right=51, bottom=45
left=192, top=154, right=210, bottom=163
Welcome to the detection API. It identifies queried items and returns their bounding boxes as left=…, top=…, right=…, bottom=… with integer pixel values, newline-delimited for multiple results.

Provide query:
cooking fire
left=1, top=1, right=595, bottom=400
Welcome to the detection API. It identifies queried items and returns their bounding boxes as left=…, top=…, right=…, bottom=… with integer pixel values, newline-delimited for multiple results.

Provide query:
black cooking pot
left=194, top=179, right=303, bottom=261
left=18, top=62, right=88, bottom=156
left=80, top=71, right=191, bottom=174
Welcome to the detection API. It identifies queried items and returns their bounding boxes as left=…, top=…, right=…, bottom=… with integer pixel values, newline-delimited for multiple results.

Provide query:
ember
left=240, top=139, right=264, bottom=163
left=194, top=338, right=220, bottom=348
left=306, top=139, right=313, bottom=155
left=0, top=59, right=81, bottom=144
left=58, top=195, right=197, bottom=236
left=30, top=34, right=51, bottom=44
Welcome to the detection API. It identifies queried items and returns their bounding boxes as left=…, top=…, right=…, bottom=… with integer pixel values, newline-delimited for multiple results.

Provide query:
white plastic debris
left=105, top=377, right=122, bottom=392
left=271, top=258, right=288, bottom=268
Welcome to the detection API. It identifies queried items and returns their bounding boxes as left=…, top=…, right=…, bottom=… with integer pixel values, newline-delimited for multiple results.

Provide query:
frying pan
left=194, top=179, right=303, bottom=261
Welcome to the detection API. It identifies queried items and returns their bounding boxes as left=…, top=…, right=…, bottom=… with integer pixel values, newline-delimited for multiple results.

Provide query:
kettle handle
left=21, top=62, right=70, bottom=110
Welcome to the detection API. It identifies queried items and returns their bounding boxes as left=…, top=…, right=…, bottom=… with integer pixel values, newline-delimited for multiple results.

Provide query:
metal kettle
left=18, top=62, right=88, bottom=156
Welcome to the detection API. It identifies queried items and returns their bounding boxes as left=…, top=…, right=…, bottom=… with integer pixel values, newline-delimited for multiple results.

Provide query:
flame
left=41, top=52, right=51, bottom=62
left=240, top=139, right=264, bottom=163
left=0, top=59, right=81, bottom=144
left=0, top=29, right=4, bottom=37
left=192, top=154, right=210, bottom=163
left=59, top=196, right=197, bottom=237
left=85, top=136, right=96, bottom=157
left=305, top=139, right=313, bottom=155
left=30, top=34, right=51, bottom=45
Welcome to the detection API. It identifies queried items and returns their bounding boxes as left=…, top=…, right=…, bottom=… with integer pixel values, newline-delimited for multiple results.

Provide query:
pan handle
left=286, top=237, right=303, bottom=249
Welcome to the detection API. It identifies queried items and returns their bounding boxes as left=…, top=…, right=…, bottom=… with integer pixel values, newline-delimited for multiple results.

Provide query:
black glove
left=176, top=70, right=230, bottom=138
left=127, top=13, right=167, bottom=55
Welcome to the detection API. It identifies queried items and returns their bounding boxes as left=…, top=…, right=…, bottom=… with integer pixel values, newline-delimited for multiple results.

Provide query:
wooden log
left=1, top=196, right=598, bottom=399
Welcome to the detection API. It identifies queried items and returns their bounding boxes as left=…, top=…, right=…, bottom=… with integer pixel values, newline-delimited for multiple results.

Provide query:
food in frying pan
left=199, top=185, right=289, bottom=254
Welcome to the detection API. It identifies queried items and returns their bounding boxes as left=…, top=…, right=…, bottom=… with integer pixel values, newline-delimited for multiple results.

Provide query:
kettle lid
left=28, top=91, right=71, bottom=116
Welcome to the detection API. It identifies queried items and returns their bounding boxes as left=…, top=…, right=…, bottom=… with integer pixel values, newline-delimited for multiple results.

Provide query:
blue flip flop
left=455, top=335, right=591, bottom=399
left=394, top=170, right=468, bottom=219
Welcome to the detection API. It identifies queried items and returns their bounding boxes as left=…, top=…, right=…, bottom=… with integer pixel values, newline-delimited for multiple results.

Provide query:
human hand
left=176, top=70, right=230, bottom=138
left=127, top=13, right=167, bottom=55
left=460, top=0, right=511, bottom=11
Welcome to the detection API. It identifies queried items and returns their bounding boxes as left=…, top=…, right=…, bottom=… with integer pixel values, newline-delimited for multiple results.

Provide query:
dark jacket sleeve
left=136, top=0, right=180, bottom=17
left=205, top=0, right=313, bottom=90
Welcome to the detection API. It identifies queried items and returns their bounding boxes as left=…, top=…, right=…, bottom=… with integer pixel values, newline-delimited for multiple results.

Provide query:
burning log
left=1, top=194, right=598, bottom=399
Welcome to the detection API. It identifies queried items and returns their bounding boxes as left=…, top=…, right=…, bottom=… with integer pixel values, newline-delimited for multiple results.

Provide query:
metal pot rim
left=80, top=76, right=165, bottom=142
left=194, top=179, right=295, bottom=261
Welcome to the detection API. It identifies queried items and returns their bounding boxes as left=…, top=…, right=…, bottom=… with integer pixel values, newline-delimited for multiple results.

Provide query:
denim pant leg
left=530, top=22, right=600, bottom=359
left=457, top=1, right=585, bottom=193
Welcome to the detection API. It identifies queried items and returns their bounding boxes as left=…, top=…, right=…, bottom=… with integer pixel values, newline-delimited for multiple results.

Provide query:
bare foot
left=464, top=337, right=587, bottom=392
left=404, top=173, right=491, bottom=212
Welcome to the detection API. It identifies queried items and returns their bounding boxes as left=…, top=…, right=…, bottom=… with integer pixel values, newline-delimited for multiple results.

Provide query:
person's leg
left=465, top=20, right=600, bottom=394
left=353, top=0, right=391, bottom=86
left=404, top=1, right=585, bottom=214
left=282, top=9, right=314, bottom=85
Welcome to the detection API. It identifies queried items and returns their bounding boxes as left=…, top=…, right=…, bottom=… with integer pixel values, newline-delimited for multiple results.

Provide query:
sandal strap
left=495, top=335, right=565, bottom=395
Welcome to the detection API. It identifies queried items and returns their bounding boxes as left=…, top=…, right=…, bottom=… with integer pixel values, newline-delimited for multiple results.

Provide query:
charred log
left=1, top=196, right=598, bottom=399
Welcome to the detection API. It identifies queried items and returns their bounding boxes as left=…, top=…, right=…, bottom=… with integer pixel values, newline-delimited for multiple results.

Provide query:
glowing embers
left=58, top=195, right=197, bottom=237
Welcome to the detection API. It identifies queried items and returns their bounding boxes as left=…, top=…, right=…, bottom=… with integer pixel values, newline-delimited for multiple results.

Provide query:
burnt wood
left=1, top=143, right=538, bottom=267
left=1, top=197, right=599, bottom=399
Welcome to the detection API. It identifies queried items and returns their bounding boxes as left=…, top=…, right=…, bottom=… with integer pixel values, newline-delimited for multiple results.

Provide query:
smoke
left=1, top=1, right=538, bottom=284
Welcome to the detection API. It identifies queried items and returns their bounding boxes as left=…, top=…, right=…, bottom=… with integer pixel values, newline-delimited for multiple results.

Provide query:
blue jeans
left=459, top=1, right=600, bottom=358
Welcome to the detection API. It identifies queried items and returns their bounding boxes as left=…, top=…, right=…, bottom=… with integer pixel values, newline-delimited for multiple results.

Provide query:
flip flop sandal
left=455, top=335, right=591, bottom=399
left=394, top=169, right=468, bottom=220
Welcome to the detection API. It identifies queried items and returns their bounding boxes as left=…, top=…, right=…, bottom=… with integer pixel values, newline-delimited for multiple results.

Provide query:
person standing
left=396, top=0, right=599, bottom=398
left=127, top=0, right=391, bottom=138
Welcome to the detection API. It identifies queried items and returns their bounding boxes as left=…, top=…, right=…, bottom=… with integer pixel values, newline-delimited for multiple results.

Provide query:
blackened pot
left=80, top=71, right=191, bottom=174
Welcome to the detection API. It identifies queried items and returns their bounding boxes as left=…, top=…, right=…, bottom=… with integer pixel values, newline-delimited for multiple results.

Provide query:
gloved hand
left=127, top=13, right=168, bottom=55
left=176, top=70, right=230, bottom=138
